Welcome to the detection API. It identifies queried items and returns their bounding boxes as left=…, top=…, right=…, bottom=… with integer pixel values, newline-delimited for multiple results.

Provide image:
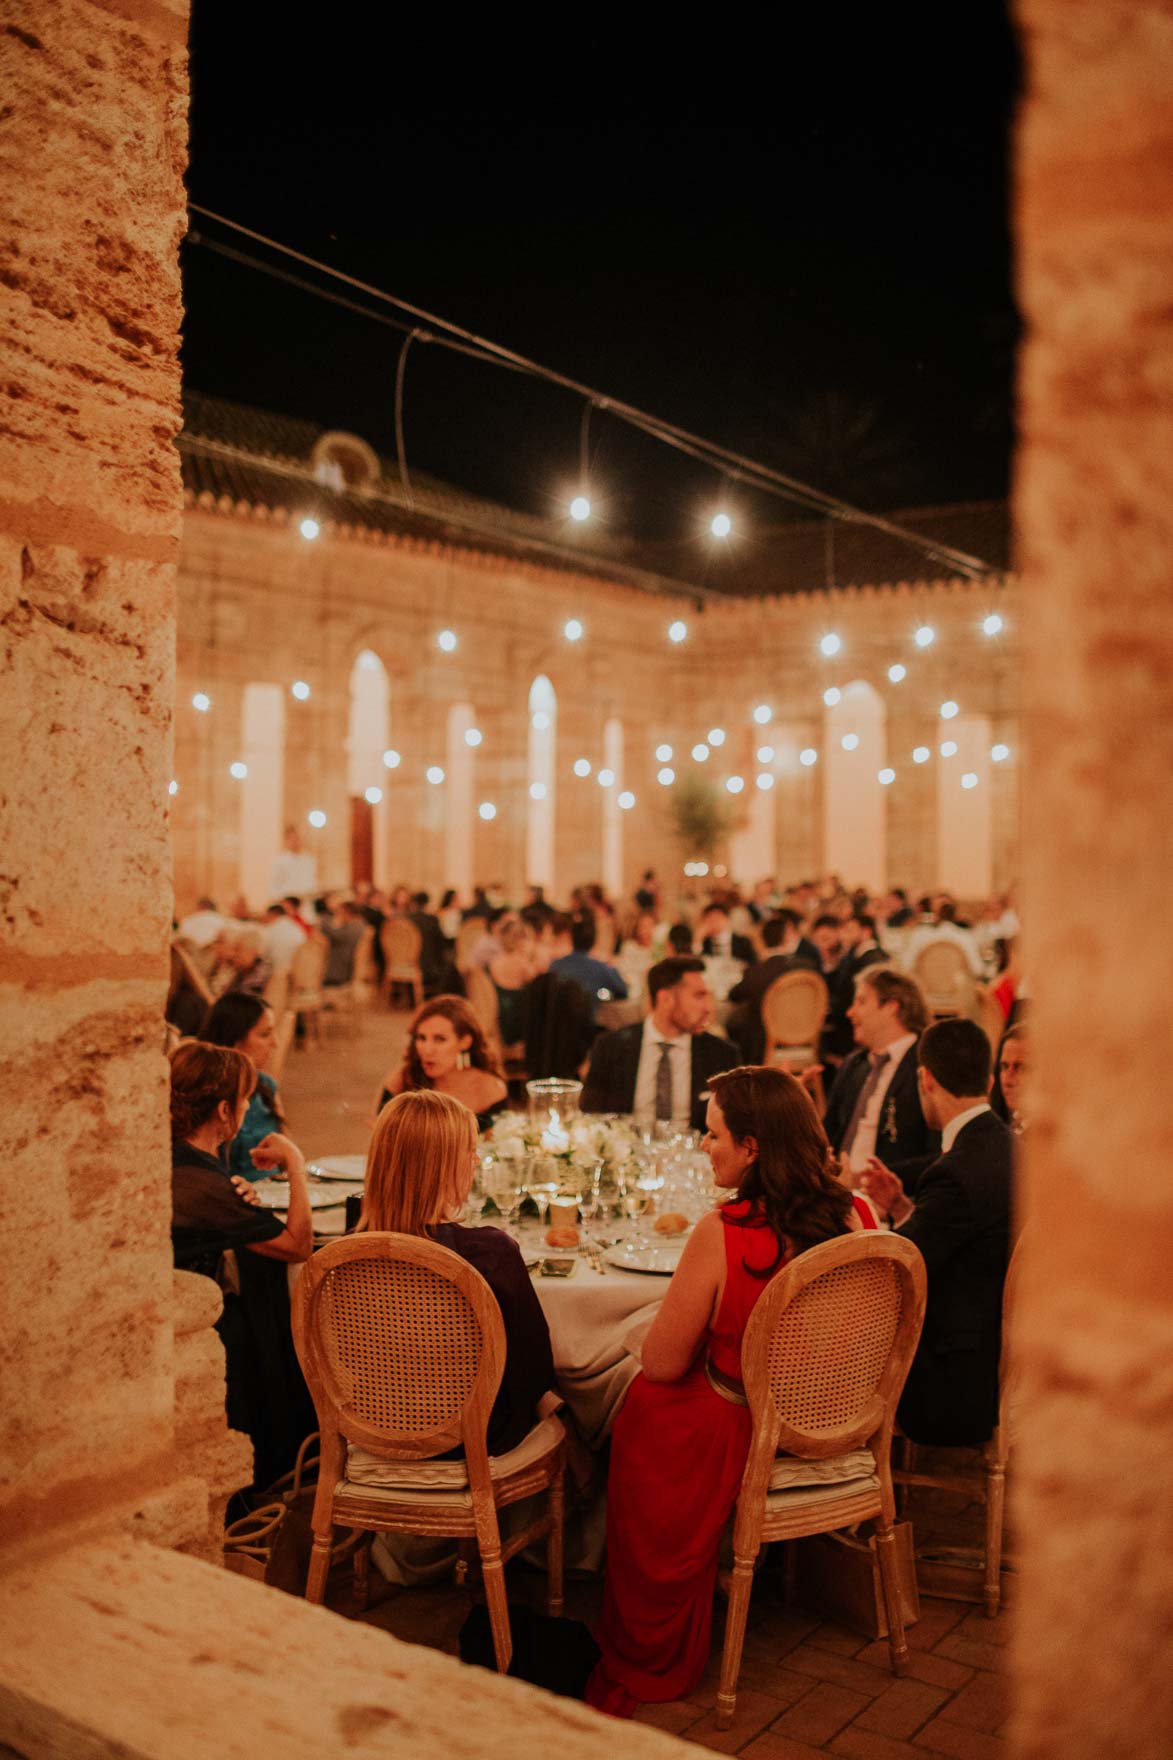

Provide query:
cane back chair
left=761, top=968, right=828, bottom=1070
left=380, top=917, right=424, bottom=1011
left=715, top=1231, right=927, bottom=1729
left=913, top=940, right=975, bottom=1020
left=291, top=1233, right=566, bottom=1672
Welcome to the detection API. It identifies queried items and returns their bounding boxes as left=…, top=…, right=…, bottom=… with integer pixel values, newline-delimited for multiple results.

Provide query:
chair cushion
left=769, top=1448, right=875, bottom=1489
left=342, top=1413, right=564, bottom=1508
left=765, top=1473, right=880, bottom=1511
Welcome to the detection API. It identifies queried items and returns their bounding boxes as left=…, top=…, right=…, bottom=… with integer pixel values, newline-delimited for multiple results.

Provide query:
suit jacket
left=726, top=949, right=822, bottom=1063
left=823, top=1041, right=940, bottom=1190
left=701, top=933, right=757, bottom=965
left=897, top=1110, right=1014, bottom=1446
left=581, top=1024, right=741, bottom=1132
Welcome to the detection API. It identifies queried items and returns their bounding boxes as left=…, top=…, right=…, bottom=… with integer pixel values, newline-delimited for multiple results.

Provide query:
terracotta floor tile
left=770, top=1683, right=872, bottom=1747
left=740, top=1734, right=831, bottom=1760
left=685, top=1689, right=795, bottom=1754
left=853, top=1643, right=973, bottom=1693
left=633, top=1700, right=708, bottom=1736
left=782, top=1645, right=892, bottom=1700
left=689, top=1660, right=816, bottom=1713
left=914, top=1715, right=1008, bottom=1759
left=955, top=1609, right=1015, bottom=1649
left=902, top=1600, right=969, bottom=1652
left=931, top=1633, right=1011, bottom=1675
left=853, top=1678, right=949, bottom=1740
left=934, top=1672, right=1010, bottom=1734
left=805, top=1622, right=871, bottom=1657
left=830, top=1727, right=935, bottom=1760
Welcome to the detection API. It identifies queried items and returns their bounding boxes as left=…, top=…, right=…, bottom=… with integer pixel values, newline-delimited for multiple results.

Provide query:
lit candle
left=540, top=1106, right=570, bottom=1154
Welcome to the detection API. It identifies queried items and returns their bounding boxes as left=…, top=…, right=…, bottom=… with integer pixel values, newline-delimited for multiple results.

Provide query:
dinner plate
left=603, top=1236, right=687, bottom=1275
left=251, top=1178, right=359, bottom=1210
left=308, top=1154, right=367, bottom=1182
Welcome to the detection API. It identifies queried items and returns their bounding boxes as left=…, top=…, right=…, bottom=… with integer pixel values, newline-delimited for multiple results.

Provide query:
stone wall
left=1013, top=3, right=1173, bottom=1755
left=175, top=507, right=1019, bottom=907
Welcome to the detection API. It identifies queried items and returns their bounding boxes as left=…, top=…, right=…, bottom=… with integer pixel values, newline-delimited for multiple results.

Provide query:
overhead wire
left=185, top=204, right=997, bottom=581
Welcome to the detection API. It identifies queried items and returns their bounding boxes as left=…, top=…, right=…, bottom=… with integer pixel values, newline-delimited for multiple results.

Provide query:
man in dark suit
left=822, top=966, right=939, bottom=1191
left=582, top=956, right=740, bottom=1132
left=726, top=911, right=821, bottom=1063
left=698, top=903, right=756, bottom=966
left=821, top=912, right=890, bottom=1061
left=862, top=1019, right=1013, bottom=1447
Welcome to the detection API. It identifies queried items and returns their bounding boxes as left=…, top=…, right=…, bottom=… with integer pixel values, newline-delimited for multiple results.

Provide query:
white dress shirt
left=269, top=849, right=318, bottom=903
left=262, top=914, right=307, bottom=972
left=632, top=1014, right=692, bottom=1128
left=941, top=1100, right=992, bottom=1153
left=177, top=909, right=226, bottom=948
left=846, top=1032, right=918, bottom=1173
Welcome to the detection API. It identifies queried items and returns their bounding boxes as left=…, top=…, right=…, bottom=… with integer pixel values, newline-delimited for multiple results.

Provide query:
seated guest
left=167, top=940, right=213, bottom=1039
left=409, top=890, right=450, bottom=993
left=261, top=899, right=306, bottom=974
left=698, top=903, right=756, bottom=965
left=550, top=909, right=629, bottom=1020
left=322, top=898, right=367, bottom=987
left=587, top=1066, right=877, bottom=1715
left=808, top=913, right=843, bottom=976
left=666, top=922, right=694, bottom=956
left=170, top=1041, right=315, bottom=1489
left=377, top=995, right=508, bottom=1132
left=203, top=993, right=286, bottom=1182
left=177, top=896, right=227, bottom=949
left=726, top=911, right=821, bottom=1063
left=615, top=910, right=659, bottom=995
left=901, top=898, right=984, bottom=977
left=990, top=1023, right=1028, bottom=1134
left=487, top=916, right=539, bottom=1047
left=582, top=957, right=740, bottom=1132
left=356, top=1089, right=557, bottom=1456
left=822, top=967, right=939, bottom=1191
left=213, top=926, right=272, bottom=999
left=862, top=1019, right=1013, bottom=1447
left=821, top=912, right=889, bottom=1061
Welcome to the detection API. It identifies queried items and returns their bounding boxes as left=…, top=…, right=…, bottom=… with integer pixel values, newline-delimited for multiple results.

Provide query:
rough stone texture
left=172, top=1271, right=252, bottom=1561
left=1013, top=4, right=1173, bottom=1756
left=0, top=0, right=192, bottom=1546
left=0, top=1537, right=692, bottom=1759
left=175, top=511, right=1019, bottom=906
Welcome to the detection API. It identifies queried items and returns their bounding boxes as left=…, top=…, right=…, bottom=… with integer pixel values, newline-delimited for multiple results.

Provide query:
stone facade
left=175, top=500, right=1020, bottom=909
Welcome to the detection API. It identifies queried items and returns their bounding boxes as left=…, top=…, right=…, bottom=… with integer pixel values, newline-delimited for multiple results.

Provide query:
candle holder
left=526, top=1077, right=583, bottom=1155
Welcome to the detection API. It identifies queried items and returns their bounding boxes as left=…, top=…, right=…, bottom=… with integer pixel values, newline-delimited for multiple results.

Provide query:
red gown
left=587, top=1197, right=876, bottom=1715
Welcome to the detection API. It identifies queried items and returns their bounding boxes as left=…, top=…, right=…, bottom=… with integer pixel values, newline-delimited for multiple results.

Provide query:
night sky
left=182, top=10, right=1019, bottom=544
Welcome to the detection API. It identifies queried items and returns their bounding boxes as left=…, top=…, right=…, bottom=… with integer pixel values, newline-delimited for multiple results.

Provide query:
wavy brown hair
left=169, top=1041, right=255, bottom=1142
left=398, top=995, right=503, bottom=1090
left=708, top=1065, right=854, bottom=1276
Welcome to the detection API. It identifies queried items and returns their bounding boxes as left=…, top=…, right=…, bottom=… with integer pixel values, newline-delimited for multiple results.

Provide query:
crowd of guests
left=167, top=858, right=1024, bottom=1713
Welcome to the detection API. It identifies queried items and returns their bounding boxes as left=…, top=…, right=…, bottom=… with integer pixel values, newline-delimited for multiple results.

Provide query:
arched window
left=347, top=649, right=390, bottom=884
left=527, top=675, right=557, bottom=890
left=824, top=680, right=887, bottom=890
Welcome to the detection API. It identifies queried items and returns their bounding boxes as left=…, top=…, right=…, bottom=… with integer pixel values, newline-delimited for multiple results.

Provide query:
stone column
left=1013, top=5, right=1173, bottom=1755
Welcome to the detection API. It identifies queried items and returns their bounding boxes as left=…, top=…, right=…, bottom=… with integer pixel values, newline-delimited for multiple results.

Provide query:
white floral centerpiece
left=483, top=1110, right=638, bottom=1178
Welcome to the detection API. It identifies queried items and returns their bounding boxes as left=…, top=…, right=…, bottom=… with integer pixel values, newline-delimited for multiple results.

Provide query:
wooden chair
left=320, top=926, right=375, bottom=1036
left=892, top=1236, right=1021, bottom=1617
left=381, top=917, right=424, bottom=1010
left=761, top=968, right=828, bottom=1070
left=291, top=1233, right=566, bottom=1671
left=289, top=935, right=328, bottom=1045
left=465, top=965, right=527, bottom=1083
left=912, top=940, right=976, bottom=1019
left=454, top=918, right=485, bottom=973
left=715, top=1231, right=927, bottom=1730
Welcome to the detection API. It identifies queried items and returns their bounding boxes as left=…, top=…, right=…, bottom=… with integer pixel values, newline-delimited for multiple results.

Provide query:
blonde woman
left=360, top=1090, right=554, bottom=1455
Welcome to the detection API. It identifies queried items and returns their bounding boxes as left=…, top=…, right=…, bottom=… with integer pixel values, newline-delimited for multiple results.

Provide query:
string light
left=940, top=700, right=959, bottom=720
left=655, top=743, right=673, bottom=762
left=307, top=809, right=327, bottom=828
left=192, top=692, right=211, bottom=712
left=915, top=625, right=935, bottom=648
left=961, top=773, right=979, bottom=790
left=878, top=767, right=896, bottom=786
left=841, top=733, right=860, bottom=752
left=657, top=767, right=675, bottom=785
left=753, top=704, right=772, bottom=724
left=991, top=743, right=1010, bottom=762
left=940, top=740, right=958, bottom=758
left=426, top=765, right=445, bottom=784
left=437, top=629, right=457, bottom=652
left=291, top=679, right=311, bottom=700
left=725, top=776, right=745, bottom=794
left=756, top=746, right=774, bottom=763
left=710, top=511, right=732, bottom=538
left=464, top=727, right=483, bottom=747
left=229, top=761, right=248, bottom=779
left=299, top=517, right=320, bottom=541
left=756, top=772, right=774, bottom=790
left=823, top=687, right=841, bottom=707
left=691, top=743, right=710, bottom=762
left=888, top=664, right=907, bottom=683
left=618, top=790, right=636, bottom=809
left=569, top=495, right=591, bottom=522
left=564, top=618, right=583, bottom=641
left=707, top=728, right=726, bottom=747
left=597, top=768, right=615, bottom=787
left=983, top=614, right=1003, bottom=636
left=529, top=782, right=547, bottom=800
left=913, top=746, right=931, bottom=764
left=478, top=801, right=497, bottom=819
left=168, top=779, right=179, bottom=796
left=668, top=620, right=688, bottom=643
left=383, top=748, right=401, bottom=769
left=573, top=758, right=592, bottom=777
left=532, top=711, right=550, bottom=731
left=364, top=785, right=383, bottom=804
left=799, top=748, right=818, bottom=766
left=819, top=633, right=842, bottom=657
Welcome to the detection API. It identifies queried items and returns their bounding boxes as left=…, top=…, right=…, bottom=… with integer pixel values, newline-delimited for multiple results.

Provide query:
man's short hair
left=853, top=912, right=877, bottom=937
left=918, top=1018, right=992, bottom=1097
left=197, top=896, right=217, bottom=912
left=666, top=923, right=694, bottom=955
left=701, top=903, right=727, bottom=922
left=937, top=899, right=958, bottom=924
left=548, top=911, right=573, bottom=941
left=811, top=913, right=840, bottom=933
left=762, top=917, right=787, bottom=949
left=283, top=895, right=301, bottom=910
left=648, top=955, right=705, bottom=1003
left=857, top=966, right=930, bottom=1035
left=570, top=910, right=596, bottom=953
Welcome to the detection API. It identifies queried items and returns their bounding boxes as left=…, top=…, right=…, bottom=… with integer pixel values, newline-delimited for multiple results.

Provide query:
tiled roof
left=178, top=390, right=1010, bottom=598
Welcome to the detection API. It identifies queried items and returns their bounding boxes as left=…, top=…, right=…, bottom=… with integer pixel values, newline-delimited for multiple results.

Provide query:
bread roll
left=653, top=1212, right=690, bottom=1236
left=545, top=1224, right=579, bottom=1249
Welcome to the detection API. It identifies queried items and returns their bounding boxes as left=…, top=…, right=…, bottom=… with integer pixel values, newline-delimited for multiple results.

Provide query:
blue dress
left=228, top=1072, right=283, bottom=1182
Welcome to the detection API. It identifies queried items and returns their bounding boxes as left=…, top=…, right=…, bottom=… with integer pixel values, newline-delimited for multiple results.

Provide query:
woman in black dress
left=375, top=995, right=508, bottom=1134
left=170, top=1041, right=316, bottom=1490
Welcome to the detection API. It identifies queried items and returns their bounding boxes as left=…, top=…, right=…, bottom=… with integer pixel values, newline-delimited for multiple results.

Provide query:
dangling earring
left=458, top=1048, right=471, bottom=1071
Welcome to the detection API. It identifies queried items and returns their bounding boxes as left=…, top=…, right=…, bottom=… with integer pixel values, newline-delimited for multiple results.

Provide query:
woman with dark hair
left=587, top=1066, right=876, bottom=1716
left=376, top=994, right=508, bottom=1132
left=202, top=991, right=285, bottom=1182
left=169, top=1041, right=315, bottom=1489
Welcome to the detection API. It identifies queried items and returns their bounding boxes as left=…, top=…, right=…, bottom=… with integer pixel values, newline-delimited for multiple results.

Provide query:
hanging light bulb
left=573, top=758, right=592, bottom=778
left=915, top=625, right=935, bottom=648
left=841, top=733, right=860, bottom=752
left=707, top=728, right=726, bottom=747
left=710, top=511, right=732, bottom=539
left=464, top=727, right=483, bottom=747
left=437, top=629, right=457, bottom=652
left=229, top=761, right=248, bottom=780
left=364, top=786, right=383, bottom=805
left=725, top=776, right=745, bottom=794
left=426, top=765, right=445, bottom=785
left=299, top=517, right=320, bottom=541
left=291, top=680, right=311, bottom=700
left=692, top=743, right=710, bottom=762
left=569, top=495, right=591, bottom=522
left=618, top=791, right=636, bottom=810
left=878, top=768, right=896, bottom=786
left=192, top=692, right=211, bottom=713
left=753, top=704, right=772, bottom=724
left=383, top=748, right=401, bottom=769
left=819, top=632, right=842, bottom=657
left=668, top=620, right=688, bottom=643
left=529, top=782, right=547, bottom=801
left=756, top=772, right=774, bottom=791
left=823, top=687, right=841, bottom=707
left=983, top=614, right=1003, bottom=636
left=913, top=746, right=931, bottom=764
left=799, top=748, right=818, bottom=767
left=657, top=767, right=675, bottom=786
left=478, top=801, right=497, bottom=820
left=564, top=618, right=584, bottom=641
left=655, top=743, right=673, bottom=762
left=888, top=664, right=907, bottom=683
left=307, top=809, right=327, bottom=828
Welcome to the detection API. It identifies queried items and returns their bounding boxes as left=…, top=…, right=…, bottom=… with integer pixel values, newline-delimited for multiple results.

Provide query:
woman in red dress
left=587, top=1065, right=876, bottom=1716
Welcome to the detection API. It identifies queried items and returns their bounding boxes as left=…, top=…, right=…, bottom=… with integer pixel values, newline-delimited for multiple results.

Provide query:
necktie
left=842, top=1050, right=890, bottom=1157
left=655, top=1041, right=674, bottom=1121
